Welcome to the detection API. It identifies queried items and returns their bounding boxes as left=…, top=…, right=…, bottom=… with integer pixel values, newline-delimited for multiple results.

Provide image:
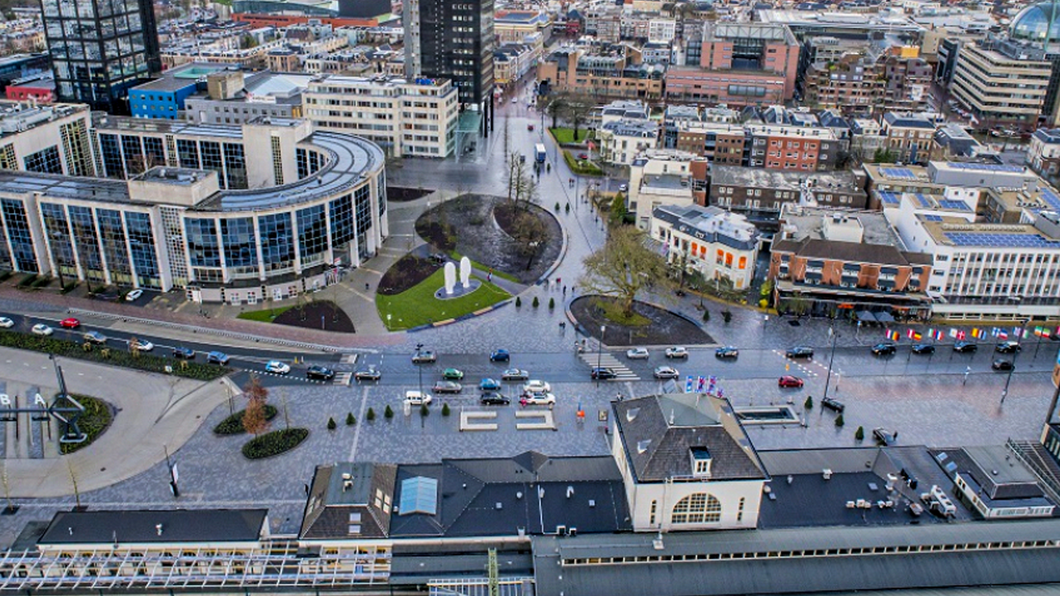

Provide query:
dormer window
left=690, top=447, right=712, bottom=478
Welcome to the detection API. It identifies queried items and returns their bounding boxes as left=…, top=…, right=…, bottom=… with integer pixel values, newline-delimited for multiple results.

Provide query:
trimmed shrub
left=241, top=428, right=309, bottom=459
left=835, top=414, right=845, bottom=427
left=30, top=277, right=52, bottom=289
left=0, top=270, right=11, bottom=283
left=548, top=297, right=555, bottom=309
left=213, top=405, right=279, bottom=435
left=804, top=395, right=813, bottom=410
left=384, top=405, right=394, bottom=419
left=61, top=282, right=77, bottom=294
left=327, top=417, right=337, bottom=430
left=722, top=310, right=732, bottom=323
left=702, top=309, right=710, bottom=322
left=565, top=203, right=571, bottom=213
left=346, top=412, right=356, bottom=426
left=855, top=426, right=865, bottom=441
left=366, top=407, right=376, bottom=421
left=16, top=274, right=36, bottom=288
left=532, top=296, right=540, bottom=308
left=420, top=404, right=429, bottom=417
left=442, top=403, right=451, bottom=416
left=516, top=296, right=522, bottom=307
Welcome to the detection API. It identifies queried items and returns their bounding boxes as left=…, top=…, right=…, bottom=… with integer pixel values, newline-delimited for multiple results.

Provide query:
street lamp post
left=416, top=343, right=424, bottom=398
left=822, top=324, right=839, bottom=402
left=597, top=325, right=606, bottom=385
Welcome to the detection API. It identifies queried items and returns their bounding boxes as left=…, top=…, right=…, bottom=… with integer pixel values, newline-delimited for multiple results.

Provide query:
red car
left=778, top=375, right=804, bottom=388
left=578, top=152, right=589, bottom=160
left=527, top=124, right=534, bottom=131
left=60, top=317, right=80, bottom=329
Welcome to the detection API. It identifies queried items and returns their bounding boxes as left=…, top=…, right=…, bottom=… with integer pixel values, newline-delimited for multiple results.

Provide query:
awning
left=856, top=311, right=876, bottom=321
left=875, top=311, right=896, bottom=323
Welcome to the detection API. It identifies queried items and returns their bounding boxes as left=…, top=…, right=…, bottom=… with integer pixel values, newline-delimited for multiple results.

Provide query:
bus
left=535, top=143, right=546, bottom=163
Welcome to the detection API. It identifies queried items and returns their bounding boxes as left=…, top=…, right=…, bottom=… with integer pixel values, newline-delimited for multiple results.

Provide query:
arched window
left=671, top=493, right=721, bottom=524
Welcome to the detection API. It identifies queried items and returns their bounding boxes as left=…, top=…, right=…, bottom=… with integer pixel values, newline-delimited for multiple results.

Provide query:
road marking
left=577, top=352, right=640, bottom=381
left=348, top=386, right=370, bottom=461
left=340, top=354, right=359, bottom=364
left=333, top=372, right=352, bottom=386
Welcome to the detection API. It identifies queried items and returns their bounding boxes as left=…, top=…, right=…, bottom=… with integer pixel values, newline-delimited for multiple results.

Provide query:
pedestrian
left=557, top=277, right=561, bottom=286
left=572, top=285, right=577, bottom=294
left=488, top=272, right=493, bottom=283
left=563, top=285, right=567, bottom=295
left=365, top=282, right=369, bottom=292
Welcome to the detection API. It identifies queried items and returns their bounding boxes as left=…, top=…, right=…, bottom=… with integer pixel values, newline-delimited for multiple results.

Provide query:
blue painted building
left=129, top=63, right=231, bottom=119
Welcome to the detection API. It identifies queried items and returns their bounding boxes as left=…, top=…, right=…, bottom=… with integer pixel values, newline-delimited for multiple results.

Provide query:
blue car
left=479, top=378, right=502, bottom=391
left=490, top=349, right=510, bottom=362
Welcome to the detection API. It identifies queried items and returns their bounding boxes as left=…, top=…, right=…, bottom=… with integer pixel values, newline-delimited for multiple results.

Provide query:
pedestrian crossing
left=334, top=372, right=353, bottom=386
left=340, top=354, right=359, bottom=365
left=578, top=352, right=640, bottom=381
left=240, top=369, right=351, bottom=386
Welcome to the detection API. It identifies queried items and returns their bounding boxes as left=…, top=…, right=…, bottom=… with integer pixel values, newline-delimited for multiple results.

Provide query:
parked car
left=995, top=341, right=1022, bottom=354
left=480, top=392, right=510, bottom=406
left=490, top=349, right=511, bottom=362
left=715, top=346, right=739, bottom=359
left=0, top=317, right=13, bottom=328
left=31, top=323, right=53, bottom=336
left=619, top=183, right=628, bottom=192
left=404, top=390, right=432, bottom=406
left=307, top=365, right=336, bottom=381
left=665, top=346, right=689, bottom=359
left=60, top=317, right=80, bottom=329
left=501, top=368, right=529, bottom=381
left=992, top=359, right=1015, bottom=371
left=821, top=397, right=845, bottom=413
left=578, top=152, right=589, bottom=160
left=527, top=124, right=534, bottom=131
left=953, top=341, right=978, bottom=353
left=125, top=289, right=143, bottom=302
left=442, top=367, right=464, bottom=380
left=130, top=339, right=154, bottom=352
left=778, top=375, right=804, bottom=388
left=523, top=380, right=552, bottom=394
left=412, top=350, right=437, bottom=363
left=207, top=351, right=230, bottom=365
left=786, top=346, right=814, bottom=359
left=265, top=360, right=290, bottom=375
left=911, top=344, right=936, bottom=355
left=84, top=331, right=107, bottom=344
left=591, top=367, right=617, bottom=380
left=480, top=378, right=503, bottom=391
left=433, top=380, right=463, bottom=394
left=873, top=427, right=898, bottom=446
left=354, top=366, right=382, bottom=381
left=871, top=343, right=897, bottom=356
left=521, top=391, right=556, bottom=406
left=653, top=365, right=680, bottom=379
left=626, top=347, right=650, bottom=359
left=429, top=253, right=447, bottom=265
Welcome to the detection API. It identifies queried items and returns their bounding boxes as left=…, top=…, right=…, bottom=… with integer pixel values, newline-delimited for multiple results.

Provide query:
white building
left=599, top=119, right=659, bottom=165
left=0, top=101, right=94, bottom=177
left=1028, top=128, right=1060, bottom=179
left=651, top=204, right=759, bottom=290
left=303, top=74, right=459, bottom=158
left=648, top=18, right=677, bottom=44
left=610, top=392, right=768, bottom=533
left=629, top=149, right=705, bottom=229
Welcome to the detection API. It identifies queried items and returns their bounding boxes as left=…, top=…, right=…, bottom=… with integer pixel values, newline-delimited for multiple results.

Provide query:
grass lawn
left=237, top=304, right=295, bottom=322
left=377, top=269, right=511, bottom=330
left=563, top=150, right=604, bottom=176
left=447, top=250, right=520, bottom=283
left=550, top=127, right=592, bottom=144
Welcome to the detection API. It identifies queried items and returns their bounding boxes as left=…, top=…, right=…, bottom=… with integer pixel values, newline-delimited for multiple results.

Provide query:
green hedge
left=241, top=428, right=309, bottom=459
left=56, top=393, right=113, bottom=455
left=213, top=405, right=279, bottom=435
left=16, top=274, right=36, bottom=288
left=0, top=271, right=12, bottom=283
left=562, top=150, right=604, bottom=176
left=0, top=331, right=229, bottom=380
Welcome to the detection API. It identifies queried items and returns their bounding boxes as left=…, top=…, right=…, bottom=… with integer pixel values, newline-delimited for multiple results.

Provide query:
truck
left=535, top=143, right=546, bottom=164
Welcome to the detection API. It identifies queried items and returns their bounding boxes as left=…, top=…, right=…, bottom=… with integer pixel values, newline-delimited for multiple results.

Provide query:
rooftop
left=0, top=101, right=87, bottom=137
left=711, top=165, right=863, bottom=193
left=602, top=119, right=658, bottom=137
left=38, top=510, right=267, bottom=545
left=778, top=204, right=905, bottom=247
left=132, top=63, right=232, bottom=92
left=653, top=204, right=759, bottom=250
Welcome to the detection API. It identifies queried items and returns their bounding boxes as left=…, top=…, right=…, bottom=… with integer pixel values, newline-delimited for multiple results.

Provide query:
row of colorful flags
left=685, top=375, right=723, bottom=397
left=883, top=325, right=1058, bottom=342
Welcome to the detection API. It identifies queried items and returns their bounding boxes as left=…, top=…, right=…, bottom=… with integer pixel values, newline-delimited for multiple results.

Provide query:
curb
left=537, top=202, right=570, bottom=286
left=563, top=295, right=717, bottom=350
left=405, top=299, right=513, bottom=333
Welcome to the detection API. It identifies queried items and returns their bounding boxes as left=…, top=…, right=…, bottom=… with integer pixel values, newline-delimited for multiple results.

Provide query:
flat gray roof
left=39, top=509, right=267, bottom=545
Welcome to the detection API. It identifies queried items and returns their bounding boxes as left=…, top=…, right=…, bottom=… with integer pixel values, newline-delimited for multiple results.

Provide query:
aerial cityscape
left=0, top=0, right=1059, bottom=593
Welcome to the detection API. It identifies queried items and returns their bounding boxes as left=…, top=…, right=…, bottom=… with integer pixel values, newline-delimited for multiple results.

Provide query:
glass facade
left=24, top=146, right=63, bottom=174
left=177, top=138, right=199, bottom=169
left=259, top=213, right=294, bottom=271
left=297, top=205, right=328, bottom=266
left=40, top=203, right=76, bottom=279
left=200, top=141, right=224, bottom=186
left=223, top=143, right=247, bottom=189
left=329, top=194, right=355, bottom=247
left=121, top=134, right=144, bottom=175
left=125, top=211, right=159, bottom=288
left=355, top=185, right=372, bottom=260
left=99, top=133, right=123, bottom=178
left=185, top=218, right=220, bottom=268
left=97, top=208, right=131, bottom=284
left=1, top=199, right=37, bottom=272
left=220, top=217, right=257, bottom=276
left=69, top=205, right=103, bottom=282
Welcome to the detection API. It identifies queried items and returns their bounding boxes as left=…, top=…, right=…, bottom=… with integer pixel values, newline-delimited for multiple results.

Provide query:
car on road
left=404, top=390, right=432, bottom=406
left=83, top=331, right=107, bottom=344
left=433, top=380, right=463, bottom=394
left=653, top=365, right=680, bottom=379
left=953, top=341, right=978, bottom=353
left=995, top=341, right=1022, bottom=354
left=0, top=317, right=13, bottom=328
left=265, top=360, right=290, bottom=374
left=871, top=343, right=897, bottom=356
left=442, top=367, right=464, bottom=380
left=821, top=397, right=845, bottom=413
left=501, top=368, right=529, bottom=381
left=125, top=289, right=143, bottom=302
left=911, top=344, right=936, bottom=355
left=626, top=347, right=650, bottom=359
left=591, top=367, right=617, bottom=380
left=527, top=124, right=534, bottom=131
left=521, top=391, right=556, bottom=406
left=715, top=346, right=739, bottom=359
left=207, top=351, right=230, bottom=365
left=480, top=391, right=510, bottom=406
left=778, top=375, right=804, bottom=388
left=307, top=365, right=335, bottom=380
left=523, top=380, right=552, bottom=394
left=992, top=359, right=1015, bottom=371
left=60, top=317, right=80, bottom=329
left=665, top=346, right=689, bottom=359
left=130, top=338, right=154, bottom=352
left=412, top=350, right=437, bottom=364
left=31, top=323, right=53, bottom=336
left=480, top=378, right=503, bottom=391
left=171, top=346, right=195, bottom=359
left=578, top=152, right=589, bottom=160
left=490, top=349, right=510, bottom=362
left=354, top=366, right=382, bottom=381
left=786, top=346, right=814, bottom=359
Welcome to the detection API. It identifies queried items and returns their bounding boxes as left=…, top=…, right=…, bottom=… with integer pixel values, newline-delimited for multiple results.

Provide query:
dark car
left=490, top=349, right=511, bottom=362
left=911, top=344, right=936, bottom=355
left=171, top=346, right=195, bottom=359
left=992, top=359, right=1015, bottom=371
left=433, top=380, right=463, bottom=394
left=778, top=375, right=804, bottom=388
left=480, top=391, right=511, bottom=406
left=591, top=367, right=617, bottom=380
left=953, top=341, right=978, bottom=353
left=715, top=346, right=739, bottom=359
left=354, top=366, right=382, bottom=381
left=871, top=343, right=897, bottom=356
left=821, top=397, right=845, bottom=413
left=307, top=365, right=335, bottom=380
left=873, top=427, right=898, bottom=446
left=995, top=341, right=1022, bottom=354
left=429, top=253, right=447, bottom=265
left=786, top=346, right=814, bottom=359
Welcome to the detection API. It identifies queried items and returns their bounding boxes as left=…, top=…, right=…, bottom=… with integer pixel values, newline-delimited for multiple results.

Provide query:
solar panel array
left=944, top=232, right=1060, bottom=248
left=1040, top=188, right=1060, bottom=212
left=938, top=199, right=971, bottom=211
left=880, top=167, right=917, bottom=180
left=945, top=162, right=1023, bottom=173
left=877, top=191, right=901, bottom=205
left=923, top=214, right=944, bottom=222
left=913, top=193, right=934, bottom=208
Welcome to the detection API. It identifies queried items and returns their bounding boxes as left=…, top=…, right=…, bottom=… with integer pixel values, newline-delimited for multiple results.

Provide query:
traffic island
left=570, top=295, right=714, bottom=346
left=241, top=428, right=310, bottom=459
left=376, top=269, right=510, bottom=331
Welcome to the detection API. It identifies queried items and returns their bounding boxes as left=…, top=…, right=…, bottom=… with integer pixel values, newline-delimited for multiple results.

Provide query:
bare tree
left=242, top=376, right=270, bottom=436
left=511, top=211, right=549, bottom=270
left=562, top=94, right=594, bottom=140
left=579, top=226, right=674, bottom=317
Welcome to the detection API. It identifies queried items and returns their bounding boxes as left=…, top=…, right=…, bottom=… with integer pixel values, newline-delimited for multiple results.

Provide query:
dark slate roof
left=772, top=237, right=925, bottom=268
left=1032, top=128, right=1060, bottom=144
left=945, top=447, right=1045, bottom=501
left=300, top=462, right=396, bottom=539
left=39, top=509, right=267, bottom=545
left=884, top=112, right=936, bottom=129
left=612, top=393, right=767, bottom=483
left=390, top=540, right=534, bottom=585
left=387, top=452, right=631, bottom=539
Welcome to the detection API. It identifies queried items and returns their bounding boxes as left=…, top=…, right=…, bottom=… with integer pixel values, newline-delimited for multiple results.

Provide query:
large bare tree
left=242, top=376, right=270, bottom=436
left=578, top=226, right=674, bottom=317
left=511, top=211, right=549, bottom=270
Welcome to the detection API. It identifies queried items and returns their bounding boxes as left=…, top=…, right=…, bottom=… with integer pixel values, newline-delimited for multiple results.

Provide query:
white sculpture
left=444, top=262, right=456, bottom=295
left=460, top=256, right=472, bottom=289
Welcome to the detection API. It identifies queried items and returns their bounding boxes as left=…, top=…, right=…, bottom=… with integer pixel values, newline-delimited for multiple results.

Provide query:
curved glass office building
left=0, top=112, right=387, bottom=304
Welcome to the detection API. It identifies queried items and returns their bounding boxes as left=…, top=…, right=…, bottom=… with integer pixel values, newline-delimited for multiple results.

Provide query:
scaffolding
left=428, top=577, right=534, bottom=596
